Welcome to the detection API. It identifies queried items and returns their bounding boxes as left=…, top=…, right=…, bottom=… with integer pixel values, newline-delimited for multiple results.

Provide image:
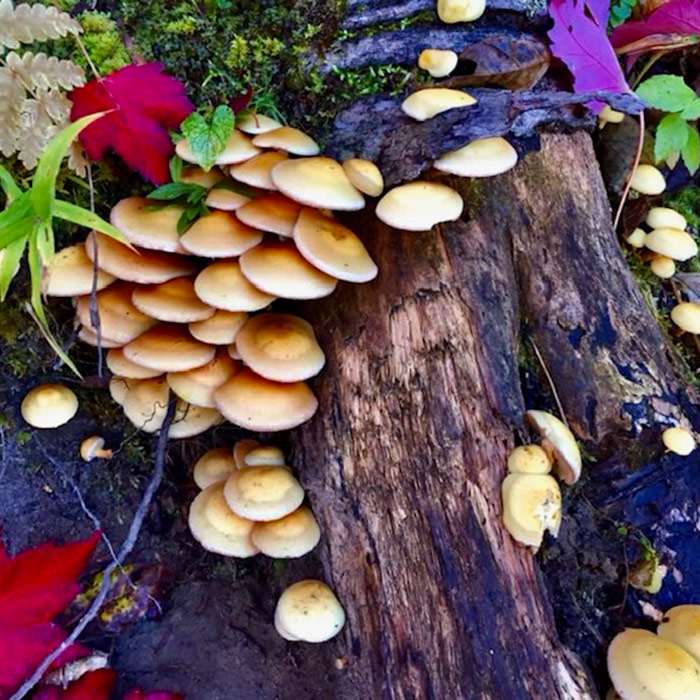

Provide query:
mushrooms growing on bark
left=671, top=302, right=700, bottom=334
left=418, top=48, right=459, bottom=77
left=649, top=256, right=676, bottom=279
left=252, top=127, right=320, bottom=156
left=274, top=580, right=346, bottom=642
left=629, top=164, right=666, bottom=195
left=658, top=605, right=700, bottom=662
left=243, top=446, right=286, bottom=467
left=506, top=445, right=553, bottom=474
left=401, top=88, right=476, bottom=121
left=341, top=159, right=384, bottom=197
left=376, top=182, right=464, bottom=231
left=21, top=384, right=79, bottom=429
left=525, top=409, right=582, bottom=484
left=193, top=446, right=237, bottom=489
left=80, top=436, right=113, bottom=461
left=644, top=228, right=698, bottom=261
left=626, top=228, right=646, bottom=248
left=434, top=137, right=518, bottom=177
left=662, top=426, right=696, bottom=456
left=43, top=244, right=115, bottom=297
left=647, top=207, right=687, bottom=230
left=251, top=506, right=321, bottom=558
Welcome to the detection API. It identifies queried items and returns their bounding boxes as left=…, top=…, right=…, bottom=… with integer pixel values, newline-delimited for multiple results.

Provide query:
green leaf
left=637, top=75, right=698, bottom=113
left=682, top=124, right=700, bottom=174
left=181, top=105, right=235, bottom=171
left=53, top=199, right=133, bottom=247
left=680, top=99, right=700, bottom=121
left=655, top=113, right=689, bottom=164
left=169, top=155, right=183, bottom=183
left=34, top=221, right=54, bottom=265
left=148, top=182, right=198, bottom=200
left=0, top=192, right=34, bottom=250
left=0, top=164, right=21, bottom=202
left=0, top=235, right=27, bottom=300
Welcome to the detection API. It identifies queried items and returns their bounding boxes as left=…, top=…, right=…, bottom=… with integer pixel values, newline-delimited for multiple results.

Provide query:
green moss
left=329, top=64, right=418, bottom=99
left=164, top=16, right=199, bottom=36
left=666, top=186, right=700, bottom=229
left=78, top=12, right=130, bottom=75
left=15, top=431, right=32, bottom=447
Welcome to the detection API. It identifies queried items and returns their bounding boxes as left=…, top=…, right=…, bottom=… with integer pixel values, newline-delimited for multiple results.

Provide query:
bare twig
left=86, top=164, right=104, bottom=379
left=530, top=338, right=568, bottom=428
left=613, top=111, right=646, bottom=232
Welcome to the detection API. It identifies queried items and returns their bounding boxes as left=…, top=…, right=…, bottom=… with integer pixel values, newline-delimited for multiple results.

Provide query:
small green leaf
left=0, top=236, right=27, bottom=300
left=212, top=179, right=260, bottom=199
left=0, top=164, right=22, bottom=201
left=655, top=113, right=689, bottom=164
left=186, top=185, right=206, bottom=205
left=53, top=200, right=133, bottom=248
left=34, top=221, right=54, bottom=265
left=181, top=105, right=235, bottom=171
left=680, top=98, right=700, bottom=121
left=169, top=155, right=183, bottom=183
left=637, top=75, right=698, bottom=113
left=682, top=124, right=700, bottom=174
left=0, top=192, right=34, bottom=250
left=148, top=182, right=198, bottom=200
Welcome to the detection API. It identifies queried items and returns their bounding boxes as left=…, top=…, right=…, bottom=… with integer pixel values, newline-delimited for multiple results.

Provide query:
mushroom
left=194, top=259, right=277, bottom=312
left=110, top=197, right=188, bottom=254
left=274, top=580, right=345, bottom=642
left=234, top=312, right=325, bottom=382
left=214, top=368, right=318, bottom=431
left=188, top=482, right=258, bottom=557
left=106, top=348, right=162, bottom=379
left=243, top=446, right=286, bottom=467
left=401, top=88, right=476, bottom=121
left=123, top=324, right=216, bottom=372
left=206, top=189, right=252, bottom=211
left=507, top=445, right=552, bottom=474
left=251, top=506, right=321, bottom=558
left=644, top=228, right=698, bottom=261
left=169, top=402, right=223, bottom=439
left=179, top=210, right=263, bottom=258
left=108, top=376, right=137, bottom=406
left=80, top=436, right=113, bottom=461
left=193, top=446, right=237, bottom=489
left=650, top=256, right=676, bottom=279
left=658, top=605, right=700, bottom=663
left=662, top=426, right=696, bottom=456
left=229, top=151, right=288, bottom=190
left=341, top=159, right=384, bottom=197
left=122, top=377, right=169, bottom=432
left=671, top=302, right=700, bottom=334
left=525, top=409, right=582, bottom=484
left=437, top=0, right=486, bottom=22
left=434, top=137, right=518, bottom=177
left=418, top=48, right=459, bottom=77
left=131, top=277, right=216, bottom=323
left=179, top=166, right=224, bottom=188
left=376, top=182, right=464, bottom=231
left=646, top=207, right=687, bottom=230
left=176, top=129, right=260, bottom=166
left=21, top=383, right=79, bottom=428
left=167, top=348, right=240, bottom=408
left=189, top=310, right=248, bottom=345
left=78, top=327, right=124, bottom=349
left=228, top=343, right=242, bottom=360
left=236, top=112, right=282, bottom=135
left=233, top=438, right=260, bottom=470
left=629, top=164, right=666, bottom=195
left=598, top=105, right=625, bottom=127
left=43, top=244, right=115, bottom=297
left=607, top=628, right=700, bottom=700
left=236, top=194, right=303, bottom=237
left=625, top=228, right=647, bottom=248
left=251, top=126, right=320, bottom=156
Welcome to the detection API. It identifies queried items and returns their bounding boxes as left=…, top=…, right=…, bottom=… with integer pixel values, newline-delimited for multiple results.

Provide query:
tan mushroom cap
left=599, top=105, right=625, bottom=125
left=124, top=324, right=216, bottom=372
left=179, top=210, right=263, bottom=258
left=662, top=426, right=696, bottom=456
left=274, top=580, right=345, bottom=643
left=626, top=228, right=647, bottom=248
left=341, top=159, right=384, bottom=198
left=189, top=309, right=248, bottom=345
left=293, top=208, right=378, bottom=283
left=106, top=348, right=162, bottom=379
left=205, top=188, right=251, bottom=211
left=434, top=137, right=518, bottom=177
left=109, top=376, right=137, bottom=406
left=251, top=506, right=321, bottom=558
left=78, top=327, right=124, bottom=348
left=418, top=48, right=459, bottom=78
left=228, top=343, right=242, bottom=360
left=194, top=259, right=276, bottom=312
left=131, top=277, right=216, bottom=323
left=506, top=445, right=552, bottom=475
left=110, top=197, right=188, bottom=254
left=21, top=383, right=78, bottom=429
left=236, top=112, right=282, bottom=135
left=167, top=349, right=241, bottom=408
left=647, top=207, right=687, bottom=230
left=233, top=438, right=260, bottom=470
left=193, top=447, right=237, bottom=489
left=176, top=129, right=260, bottom=166
left=658, top=605, right=700, bottom=663
left=630, top=164, right=666, bottom=195
left=180, top=166, right=224, bottom=188
left=376, top=182, right=464, bottom=231
left=236, top=194, right=303, bottom=236
left=401, top=88, right=476, bottom=121
left=244, top=446, right=286, bottom=467
left=239, top=242, right=338, bottom=299
left=671, top=302, right=700, bottom=334
left=650, top=256, right=676, bottom=279
left=80, top=436, right=112, bottom=461
left=271, top=157, right=365, bottom=211
left=437, top=0, right=486, bottom=22
left=223, top=465, right=304, bottom=521
left=43, top=244, right=115, bottom=297
left=169, top=401, right=223, bottom=439
left=252, top=126, right=320, bottom=156
left=85, top=231, right=198, bottom=285
left=214, top=368, right=318, bottom=431
left=607, top=628, right=700, bottom=700
left=644, top=228, right=698, bottom=261
left=230, top=152, right=288, bottom=190
left=122, top=376, right=170, bottom=433
left=235, top=312, right=325, bottom=382
left=525, top=409, right=582, bottom=484
left=188, top=482, right=259, bottom=557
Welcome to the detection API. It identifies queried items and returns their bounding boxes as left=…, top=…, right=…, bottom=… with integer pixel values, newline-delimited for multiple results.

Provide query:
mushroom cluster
left=188, top=439, right=321, bottom=559
left=43, top=115, right=382, bottom=435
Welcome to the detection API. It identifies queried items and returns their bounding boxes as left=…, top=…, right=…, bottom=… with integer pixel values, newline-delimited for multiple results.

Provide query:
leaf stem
left=613, top=110, right=645, bottom=232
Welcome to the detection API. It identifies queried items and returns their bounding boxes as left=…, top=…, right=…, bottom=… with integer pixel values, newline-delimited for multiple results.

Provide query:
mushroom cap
left=167, top=349, right=241, bottom=408
left=179, top=210, right=263, bottom=258
left=189, top=309, right=248, bottom=345
left=122, top=376, right=169, bottom=432
left=437, top=0, right=486, bottom=22
left=131, top=277, right=216, bottom=323
left=662, top=426, right=696, bottom=456
left=108, top=376, right=137, bottom=406
left=434, top=137, right=518, bottom=177
left=106, top=348, right=163, bottom=379
left=80, top=436, right=112, bottom=461
left=650, top=256, right=676, bottom=279
left=658, top=605, right=700, bottom=663
left=233, top=438, right=260, bottom=470
left=21, top=383, right=78, bottom=429
left=630, top=164, right=666, bottom=195
left=501, top=473, right=562, bottom=549
left=525, top=409, right=582, bottom=484
left=235, top=312, right=326, bottom=382
left=271, top=157, right=365, bottom=211
left=236, top=194, right=303, bottom=236
left=607, top=628, right=700, bottom=700
left=230, top=151, right=288, bottom=190
left=85, top=231, right=198, bottom=284
left=626, top=228, right=647, bottom=248
left=205, top=188, right=251, bottom=211
left=418, top=48, right=459, bottom=78
left=176, top=129, right=260, bottom=166
left=78, top=327, right=124, bottom=348
left=193, top=446, right=237, bottom=489
left=341, top=159, right=384, bottom=197
left=43, top=244, right=115, bottom=297
left=239, top=242, right=338, bottom=299
left=376, top=182, right=464, bottom=231
left=110, top=197, right=187, bottom=254
left=506, top=445, right=552, bottom=475
left=401, top=88, right=476, bottom=121
left=252, top=126, right=320, bottom=156
left=251, top=506, right=321, bottom=558
left=644, top=228, right=698, bottom=261
left=194, top=259, right=276, bottom=312
left=671, top=302, right=700, bottom=334
left=214, top=368, right=318, bottom=431
left=188, top=482, right=259, bottom=557
left=293, top=208, right=378, bottom=283
left=236, top=112, right=282, bottom=135
left=647, top=207, right=687, bottom=230
left=243, top=445, right=286, bottom=467
left=124, top=324, right=216, bottom=372
left=274, top=580, right=345, bottom=643
left=169, top=401, right=223, bottom=439
left=223, top=465, right=304, bottom=521
left=228, top=343, right=242, bottom=360
left=599, top=105, right=625, bottom=125
left=180, top=166, right=224, bottom=188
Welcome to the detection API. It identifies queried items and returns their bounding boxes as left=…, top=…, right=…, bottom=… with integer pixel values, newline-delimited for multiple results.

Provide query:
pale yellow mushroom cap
left=21, top=383, right=78, bottom=429
left=341, top=159, right=384, bottom=197
left=293, top=208, right=378, bottom=283
left=274, top=580, right=345, bottom=643
left=131, top=277, right=216, bottom=323
left=437, top=0, right=486, bottom=23
left=630, top=164, right=666, bottom=195
left=78, top=327, right=124, bottom=348
left=376, top=182, right=464, bottom=231
left=236, top=194, right=303, bottom=237
left=214, top=368, right=318, bottom=431
left=418, top=49, right=459, bottom=78
left=236, top=112, right=282, bottom=135
left=271, top=157, right=365, bottom=211
left=80, top=436, right=112, bottom=461
left=188, top=482, right=259, bottom=557
left=122, top=376, right=169, bottom=433
left=401, top=88, right=476, bottom=121
left=252, top=126, right=320, bottom=156
left=205, top=188, right=251, bottom=211
left=43, top=244, right=115, bottom=297
left=658, top=606, right=700, bottom=663
left=233, top=438, right=260, bottom=470
left=193, top=447, right=237, bottom=489
left=251, top=506, right=321, bottom=558
left=123, top=324, right=216, bottom=372
left=110, top=197, right=188, bottom=254
left=239, top=242, right=338, bottom=299
left=599, top=105, right=625, bottom=125
left=434, top=137, right=518, bottom=177
left=169, top=401, right=223, bottom=439
left=607, top=628, right=700, bottom=700
left=167, top=348, right=241, bottom=408
left=506, top=445, right=552, bottom=474
left=179, top=166, right=224, bottom=188
left=189, top=309, right=248, bottom=345
left=108, top=376, right=137, bottom=406
left=179, top=210, right=262, bottom=259
left=671, top=302, right=700, bottom=334
left=650, top=256, right=676, bottom=279
left=644, top=228, right=698, bottom=261
left=525, top=409, right=582, bottom=484
left=230, top=151, right=288, bottom=190
left=106, top=348, right=162, bottom=379
left=662, top=426, right=696, bottom=456
left=194, top=259, right=276, bottom=312
left=224, top=465, right=304, bottom=521
left=235, top=312, right=325, bottom=382
left=647, top=207, right=687, bottom=230
left=626, top=228, right=647, bottom=248
left=176, top=129, right=260, bottom=166
left=244, top=446, right=286, bottom=467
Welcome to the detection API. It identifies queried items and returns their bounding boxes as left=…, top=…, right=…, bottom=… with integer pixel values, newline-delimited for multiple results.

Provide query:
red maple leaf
left=124, top=689, right=185, bottom=700
left=611, top=0, right=700, bottom=47
left=69, top=63, right=193, bottom=185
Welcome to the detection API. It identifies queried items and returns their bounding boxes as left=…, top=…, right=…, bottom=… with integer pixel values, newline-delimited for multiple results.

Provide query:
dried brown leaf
left=0, top=0, right=81, bottom=50
left=5, top=51, right=85, bottom=91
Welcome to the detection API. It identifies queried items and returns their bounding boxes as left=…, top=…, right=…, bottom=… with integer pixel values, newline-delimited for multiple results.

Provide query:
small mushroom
left=244, top=446, right=286, bottom=467
left=658, top=605, right=700, bottom=663
left=598, top=105, right=624, bottom=127
left=506, top=445, right=552, bottom=474
left=650, top=256, right=676, bottom=279
left=418, top=48, right=459, bottom=77
left=21, top=383, right=79, bottom=429
left=671, top=302, right=700, bottom=334
left=122, top=377, right=169, bottom=432
left=110, top=197, right=188, bottom=254
left=193, top=446, right=237, bottom=489
left=274, top=580, right=346, bottom=642
left=437, top=0, right=486, bottom=22
left=252, top=126, right=320, bottom=156
left=78, top=327, right=124, bottom=348
left=525, top=409, right=582, bottom=484
left=80, top=436, right=113, bottom=462
left=229, top=151, right=288, bottom=190
left=109, top=376, right=137, bottom=406
left=43, top=244, right=115, bottom=297
left=106, top=349, right=162, bottom=379
left=123, top=324, right=216, bottom=372
left=169, top=402, right=223, bottom=439
left=233, top=438, right=260, bottom=470
left=205, top=188, right=251, bottom=211
left=662, top=426, right=696, bottom=456
left=341, top=159, right=384, bottom=197
left=376, top=182, right=464, bottom=231
left=646, top=207, right=687, bottom=230
left=189, top=310, right=248, bottom=345
left=167, top=348, right=240, bottom=408
left=251, top=506, right=321, bottom=558
left=131, top=277, right=216, bottom=323
left=236, top=194, right=303, bottom=237
left=625, top=228, right=647, bottom=248
left=434, top=137, right=518, bottom=177
left=644, top=228, right=698, bottom=261
left=179, top=166, right=223, bottom=188
left=179, top=210, right=263, bottom=258
left=176, top=129, right=260, bottom=166
left=195, top=259, right=277, bottom=312
left=236, top=112, right=282, bottom=135
left=401, top=88, right=476, bottom=121
left=629, top=164, right=666, bottom=195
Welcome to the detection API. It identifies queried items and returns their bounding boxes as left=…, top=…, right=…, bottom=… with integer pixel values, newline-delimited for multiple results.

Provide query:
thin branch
left=86, top=164, right=104, bottom=378
left=530, top=338, right=568, bottom=428
left=613, top=111, right=646, bottom=232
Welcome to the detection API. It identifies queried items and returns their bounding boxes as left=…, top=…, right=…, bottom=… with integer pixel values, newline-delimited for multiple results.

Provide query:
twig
left=10, top=398, right=176, bottom=700
left=613, top=111, right=646, bottom=232
left=86, top=164, right=104, bottom=379
left=530, top=338, right=569, bottom=428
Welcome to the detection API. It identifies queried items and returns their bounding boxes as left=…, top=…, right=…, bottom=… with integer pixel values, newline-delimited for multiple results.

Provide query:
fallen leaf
left=35, top=669, right=117, bottom=700
left=123, top=689, right=185, bottom=700
left=675, top=272, right=700, bottom=302
left=611, top=0, right=700, bottom=48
